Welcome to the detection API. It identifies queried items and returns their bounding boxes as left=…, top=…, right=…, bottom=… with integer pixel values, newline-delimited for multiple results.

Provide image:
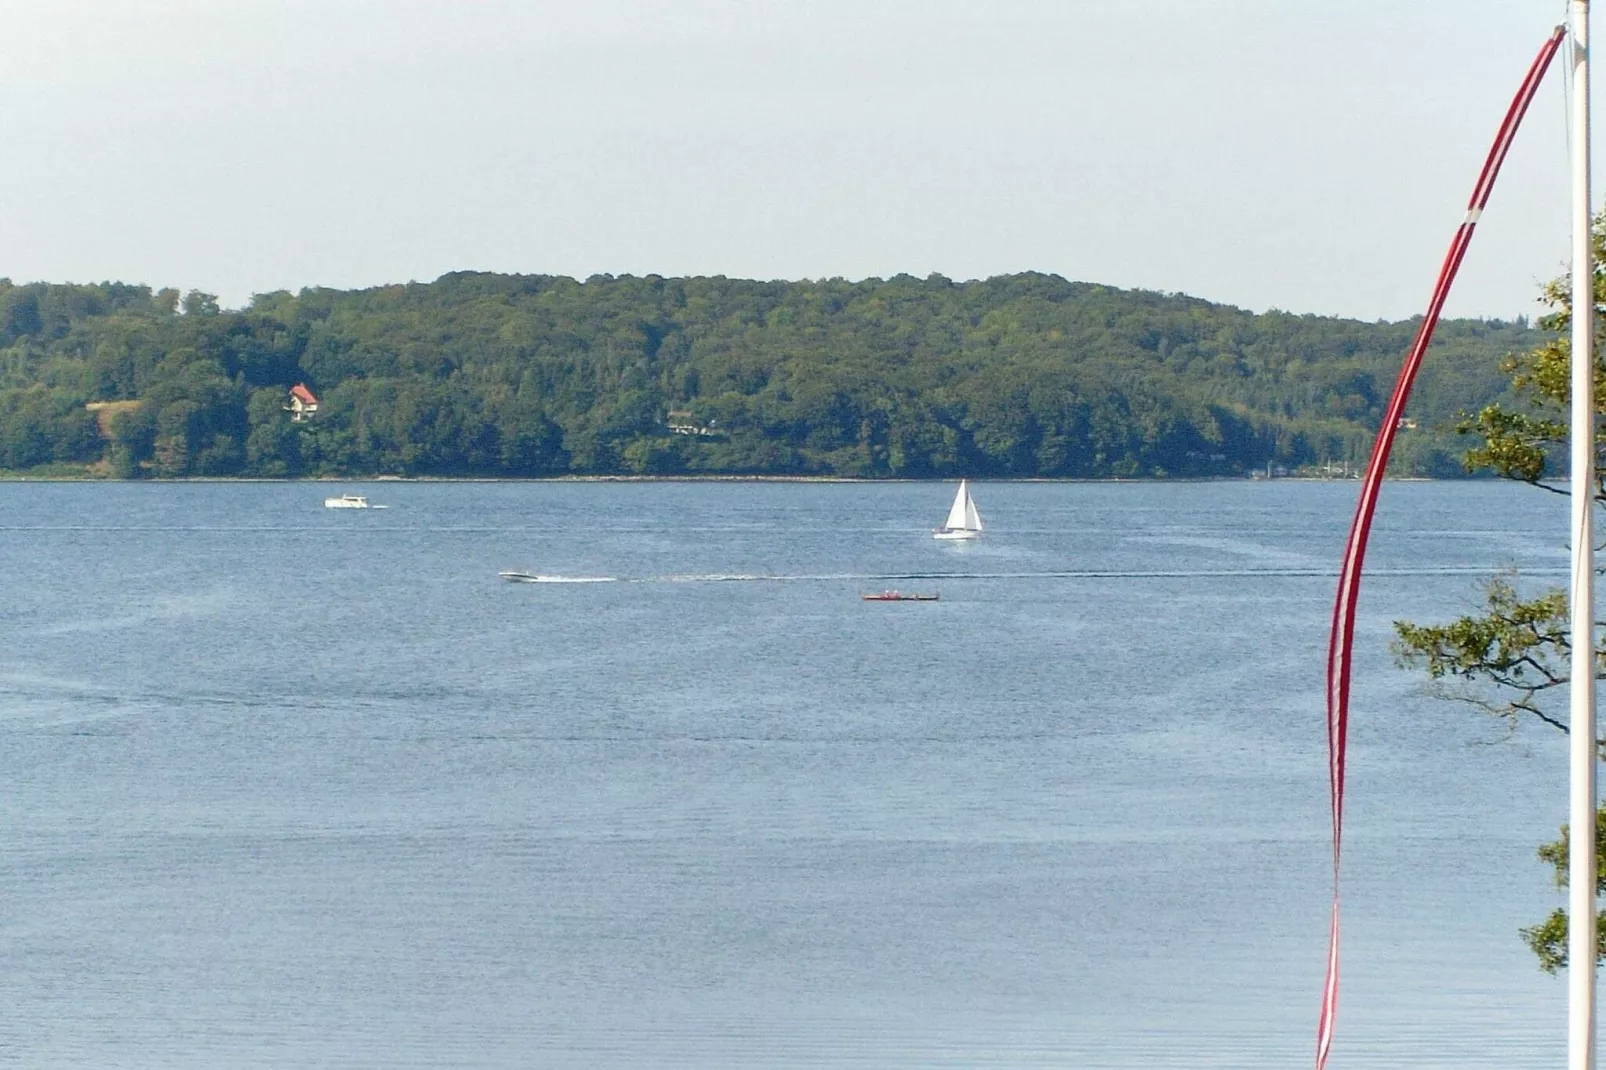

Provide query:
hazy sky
left=0, top=0, right=1592, bottom=320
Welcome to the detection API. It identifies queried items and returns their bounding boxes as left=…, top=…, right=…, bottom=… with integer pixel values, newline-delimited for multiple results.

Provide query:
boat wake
left=502, top=565, right=1559, bottom=585
left=499, top=572, right=618, bottom=583
left=660, top=572, right=859, bottom=583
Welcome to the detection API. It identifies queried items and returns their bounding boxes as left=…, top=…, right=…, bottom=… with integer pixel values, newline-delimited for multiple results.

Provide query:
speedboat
left=324, top=494, right=370, bottom=509
left=500, top=571, right=542, bottom=582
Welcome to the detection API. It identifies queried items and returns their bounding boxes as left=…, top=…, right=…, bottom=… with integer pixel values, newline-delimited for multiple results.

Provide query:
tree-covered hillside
left=0, top=271, right=1538, bottom=479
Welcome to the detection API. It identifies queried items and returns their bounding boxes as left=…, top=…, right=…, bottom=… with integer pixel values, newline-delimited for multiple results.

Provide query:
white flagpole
left=1571, top=3, right=1598, bottom=1069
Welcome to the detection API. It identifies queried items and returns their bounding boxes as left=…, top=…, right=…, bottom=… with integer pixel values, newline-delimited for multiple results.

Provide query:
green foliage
left=0, top=271, right=1540, bottom=478
left=1520, top=813, right=1606, bottom=973
left=0, top=386, right=100, bottom=469
left=1393, top=577, right=1572, bottom=732
left=1454, top=220, right=1606, bottom=487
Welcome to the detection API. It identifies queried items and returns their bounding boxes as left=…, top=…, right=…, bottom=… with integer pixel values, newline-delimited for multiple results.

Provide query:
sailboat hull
left=932, top=528, right=980, bottom=541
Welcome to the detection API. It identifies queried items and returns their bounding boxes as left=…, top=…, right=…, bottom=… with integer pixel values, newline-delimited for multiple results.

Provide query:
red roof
left=289, top=383, right=318, bottom=405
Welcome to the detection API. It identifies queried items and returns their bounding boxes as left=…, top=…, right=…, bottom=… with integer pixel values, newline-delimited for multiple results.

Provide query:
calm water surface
left=0, top=480, right=1580, bottom=1068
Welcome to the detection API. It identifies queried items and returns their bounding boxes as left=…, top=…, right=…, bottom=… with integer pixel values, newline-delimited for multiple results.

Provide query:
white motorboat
left=324, top=494, right=370, bottom=509
left=499, top=571, right=541, bottom=582
left=499, top=572, right=616, bottom=583
left=932, top=479, right=983, bottom=540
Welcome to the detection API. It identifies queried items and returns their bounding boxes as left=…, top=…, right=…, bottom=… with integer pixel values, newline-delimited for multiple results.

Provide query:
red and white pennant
left=1317, top=25, right=1566, bottom=1070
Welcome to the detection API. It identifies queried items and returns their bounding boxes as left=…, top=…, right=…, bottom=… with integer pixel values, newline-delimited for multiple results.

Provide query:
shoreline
left=0, top=472, right=1446, bottom=485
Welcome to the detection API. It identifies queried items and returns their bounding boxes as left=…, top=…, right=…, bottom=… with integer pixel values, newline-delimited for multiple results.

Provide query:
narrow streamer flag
left=1317, top=26, right=1566, bottom=1070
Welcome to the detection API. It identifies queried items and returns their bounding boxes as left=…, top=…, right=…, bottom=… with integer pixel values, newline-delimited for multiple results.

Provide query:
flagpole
left=1570, top=3, right=1598, bottom=1069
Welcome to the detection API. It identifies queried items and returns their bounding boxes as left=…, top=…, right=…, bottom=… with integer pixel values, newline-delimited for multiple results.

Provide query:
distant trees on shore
left=0, top=271, right=1537, bottom=479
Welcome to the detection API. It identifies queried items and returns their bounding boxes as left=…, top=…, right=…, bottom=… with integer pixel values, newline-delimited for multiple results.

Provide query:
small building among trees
left=666, top=410, right=718, bottom=436
left=285, top=383, right=319, bottom=421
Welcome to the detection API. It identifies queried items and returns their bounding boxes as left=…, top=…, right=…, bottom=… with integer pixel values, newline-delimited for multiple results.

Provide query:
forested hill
left=0, top=272, right=1537, bottom=479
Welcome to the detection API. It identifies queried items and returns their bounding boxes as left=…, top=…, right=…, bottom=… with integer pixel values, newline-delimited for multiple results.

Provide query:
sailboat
left=932, top=479, right=983, bottom=540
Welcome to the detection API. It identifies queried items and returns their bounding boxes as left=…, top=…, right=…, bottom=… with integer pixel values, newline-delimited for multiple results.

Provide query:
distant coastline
left=0, top=274, right=1532, bottom=484
left=0, top=470, right=1444, bottom=485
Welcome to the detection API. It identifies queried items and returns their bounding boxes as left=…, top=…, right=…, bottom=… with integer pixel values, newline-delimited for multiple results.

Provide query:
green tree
left=181, top=290, right=220, bottom=317
left=108, top=405, right=155, bottom=476
left=1394, top=216, right=1606, bottom=971
left=243, top=388, right=303, bottom=476
left=152, top=400, right=198, bottom=477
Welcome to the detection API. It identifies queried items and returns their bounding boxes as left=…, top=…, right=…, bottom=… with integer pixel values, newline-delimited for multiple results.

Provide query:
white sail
left=934, top=480, right=982, bottom=539
left=943, top=480, right=972, bottom=530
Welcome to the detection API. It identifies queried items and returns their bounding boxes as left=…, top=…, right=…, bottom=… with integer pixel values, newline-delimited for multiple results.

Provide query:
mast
left=1570, top=2, right=1598, bottom=1068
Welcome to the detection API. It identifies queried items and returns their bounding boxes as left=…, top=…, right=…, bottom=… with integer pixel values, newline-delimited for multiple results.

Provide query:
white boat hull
left=325, top=495, right=369, bottom=509
left=933, top=528, right=980, bottom=541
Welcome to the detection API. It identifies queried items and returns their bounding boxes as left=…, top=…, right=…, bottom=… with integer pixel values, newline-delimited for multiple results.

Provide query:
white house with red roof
left=286, top=383, right=319, bottom=421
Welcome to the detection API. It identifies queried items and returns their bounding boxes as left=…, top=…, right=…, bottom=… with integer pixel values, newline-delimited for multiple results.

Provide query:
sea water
left=0, top=479, right=1577, bottom=1067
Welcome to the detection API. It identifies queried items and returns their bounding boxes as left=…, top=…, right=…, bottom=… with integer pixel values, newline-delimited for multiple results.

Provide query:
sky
left=0, top=0, right=1592, bottom=321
